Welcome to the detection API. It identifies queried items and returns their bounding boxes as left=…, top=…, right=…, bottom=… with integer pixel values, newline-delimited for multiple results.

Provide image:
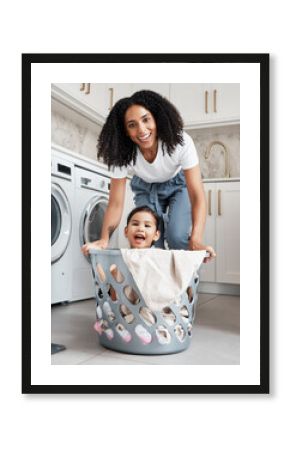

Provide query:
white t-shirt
left=110, top=131, right=199, bottom=183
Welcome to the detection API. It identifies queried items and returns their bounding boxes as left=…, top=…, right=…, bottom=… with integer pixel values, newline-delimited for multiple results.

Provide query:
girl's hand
left=81, top=239, right=108, bottom=257
left=188, top=238, right=216, bottom=263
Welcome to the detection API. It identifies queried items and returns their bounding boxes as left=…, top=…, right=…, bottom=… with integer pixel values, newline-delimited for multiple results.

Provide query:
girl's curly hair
left=97, top=90, right=184, bottom=169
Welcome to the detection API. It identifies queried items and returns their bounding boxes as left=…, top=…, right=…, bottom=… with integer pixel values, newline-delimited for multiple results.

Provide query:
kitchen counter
left=202, top=177, right=240, bottom=183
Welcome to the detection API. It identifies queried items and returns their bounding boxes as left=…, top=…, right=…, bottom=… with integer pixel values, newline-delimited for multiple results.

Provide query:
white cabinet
left=52, top=83, right=239, bottom=129
left=200, top=183, right=216, bottom=282
left=200, top=181, right=240, bottom=284
left=209, top=84, right=240, bottom=123
left=51, top=83, right=240, bottom=129
left=51, top=83, right=132, bottom=125
left=169, top=83, right=240, bottom=128
left=102, top=83, right=133, bottom=117
left=170, top=83, right=209, bottom=125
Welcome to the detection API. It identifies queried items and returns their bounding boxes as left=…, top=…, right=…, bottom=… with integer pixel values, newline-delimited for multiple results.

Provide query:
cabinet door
left=199, top=183, right=216, bottom=282
left=52, top=83, right=84, bottom=101
left=209, top=84, right=240, bottom=122
left=170, top=84, right=210, bottom=126
left=103, top=83, right=133, bottom=117
left=81, top=83, right=132, bottom=120
left=216, top=182, right=240, bottom=283
left=170, top=83, right=240, bottom=127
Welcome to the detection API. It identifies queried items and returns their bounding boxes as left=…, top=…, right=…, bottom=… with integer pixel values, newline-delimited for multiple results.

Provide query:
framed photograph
left=22, top=53, right=269, bottom=394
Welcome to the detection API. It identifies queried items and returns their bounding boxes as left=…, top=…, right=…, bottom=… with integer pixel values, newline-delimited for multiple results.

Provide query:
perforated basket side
left=89, top=249, right=200, bottom=355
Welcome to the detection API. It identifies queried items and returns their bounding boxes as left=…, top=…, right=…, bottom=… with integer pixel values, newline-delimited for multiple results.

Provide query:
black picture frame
left=22, top=53, right=269, bottom=394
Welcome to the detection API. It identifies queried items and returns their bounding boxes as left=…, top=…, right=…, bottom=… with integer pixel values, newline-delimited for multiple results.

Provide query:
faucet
left=204, top=140, right=230, bottom=178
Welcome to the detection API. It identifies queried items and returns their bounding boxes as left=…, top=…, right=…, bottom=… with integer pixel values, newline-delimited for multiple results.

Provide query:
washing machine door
left=80, top=195, right=112, bottom=246
left=51, top=182, right=72, bottom=263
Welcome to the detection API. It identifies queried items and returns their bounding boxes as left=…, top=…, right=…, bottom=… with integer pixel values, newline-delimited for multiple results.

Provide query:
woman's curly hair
left=97, top=90, right=184, bottom=169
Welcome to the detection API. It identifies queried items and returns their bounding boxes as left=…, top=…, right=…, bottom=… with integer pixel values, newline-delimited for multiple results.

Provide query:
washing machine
left=51, top=152, right=74, bottom=304
left=71, top=165, right=119, bottom=301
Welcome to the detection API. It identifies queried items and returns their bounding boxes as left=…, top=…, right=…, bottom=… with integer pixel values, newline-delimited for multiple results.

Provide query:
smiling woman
left=124, top=106, right=158, bottom=162
left=81, top=90, right=215, bottom=261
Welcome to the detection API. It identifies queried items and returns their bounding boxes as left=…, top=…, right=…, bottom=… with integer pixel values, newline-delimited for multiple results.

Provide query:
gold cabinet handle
left=84, top=83, right=90, bottom=94
left=213, top=89, right=217, bottom=113
left=218, top=190, right=222, bottom=215
left=109, top=87, right=114, bottom=110
left=80, top=83, right=85, bottom=91
left=208, top=190, right=212, bottom=216
left=205, top=90, right=209, bottom=113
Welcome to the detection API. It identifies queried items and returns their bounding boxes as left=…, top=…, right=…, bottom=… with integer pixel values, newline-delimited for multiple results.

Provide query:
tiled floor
left=51, top=293, right=240, bottom=365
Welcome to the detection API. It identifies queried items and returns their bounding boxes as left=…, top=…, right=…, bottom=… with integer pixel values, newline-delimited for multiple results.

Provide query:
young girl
left=108, top=204, right=159, bottom=294
left=81, top=90, right=215, bottom=262
left=124, top=205, right=160, bottom=249
left=107, top=205, right=161, bottom=301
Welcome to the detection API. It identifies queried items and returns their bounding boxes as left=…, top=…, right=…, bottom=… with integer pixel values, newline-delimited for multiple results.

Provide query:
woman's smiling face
left=124, top=104, right=158, bottom=152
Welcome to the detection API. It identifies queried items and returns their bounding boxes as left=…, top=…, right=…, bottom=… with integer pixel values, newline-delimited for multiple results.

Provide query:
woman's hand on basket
left=81, top=239, right=108, bottom=257
left=188, top=238, right=216, bottom=263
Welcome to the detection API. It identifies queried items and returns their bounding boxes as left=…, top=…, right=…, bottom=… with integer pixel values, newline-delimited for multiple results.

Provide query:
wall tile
left=51, top=106, right=101, bottom=160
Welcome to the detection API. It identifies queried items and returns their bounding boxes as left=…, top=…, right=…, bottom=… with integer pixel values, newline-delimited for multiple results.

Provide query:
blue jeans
left=130, top=171, right=192, bottom=250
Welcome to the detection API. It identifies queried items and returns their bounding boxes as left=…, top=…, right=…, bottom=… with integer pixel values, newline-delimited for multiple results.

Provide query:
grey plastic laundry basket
left=89, top=249, right=201, bottom=355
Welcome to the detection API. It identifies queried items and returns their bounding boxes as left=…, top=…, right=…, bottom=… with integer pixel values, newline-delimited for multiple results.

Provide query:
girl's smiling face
left=124, top=211, right=160, bottom=248
left=124, top=105, right=158, bottom=153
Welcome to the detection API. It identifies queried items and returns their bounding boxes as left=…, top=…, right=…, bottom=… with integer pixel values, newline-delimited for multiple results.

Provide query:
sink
left=204, top=141, right=230, bottom=178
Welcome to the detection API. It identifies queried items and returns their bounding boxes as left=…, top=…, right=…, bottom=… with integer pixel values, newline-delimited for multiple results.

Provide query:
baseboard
left=199, top=282, right=240, bottom=296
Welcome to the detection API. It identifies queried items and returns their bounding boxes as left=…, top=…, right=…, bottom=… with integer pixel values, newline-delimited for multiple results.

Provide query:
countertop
left=202, top=177, right=240, bottom=183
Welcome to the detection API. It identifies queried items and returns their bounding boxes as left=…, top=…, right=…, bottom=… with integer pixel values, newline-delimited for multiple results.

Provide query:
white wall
left=3, top=1, right=287, bottom=450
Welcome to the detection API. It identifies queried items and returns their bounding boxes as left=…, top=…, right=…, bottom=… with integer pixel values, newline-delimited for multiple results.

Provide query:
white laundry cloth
left=120, top=249, right=206, bottom=312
